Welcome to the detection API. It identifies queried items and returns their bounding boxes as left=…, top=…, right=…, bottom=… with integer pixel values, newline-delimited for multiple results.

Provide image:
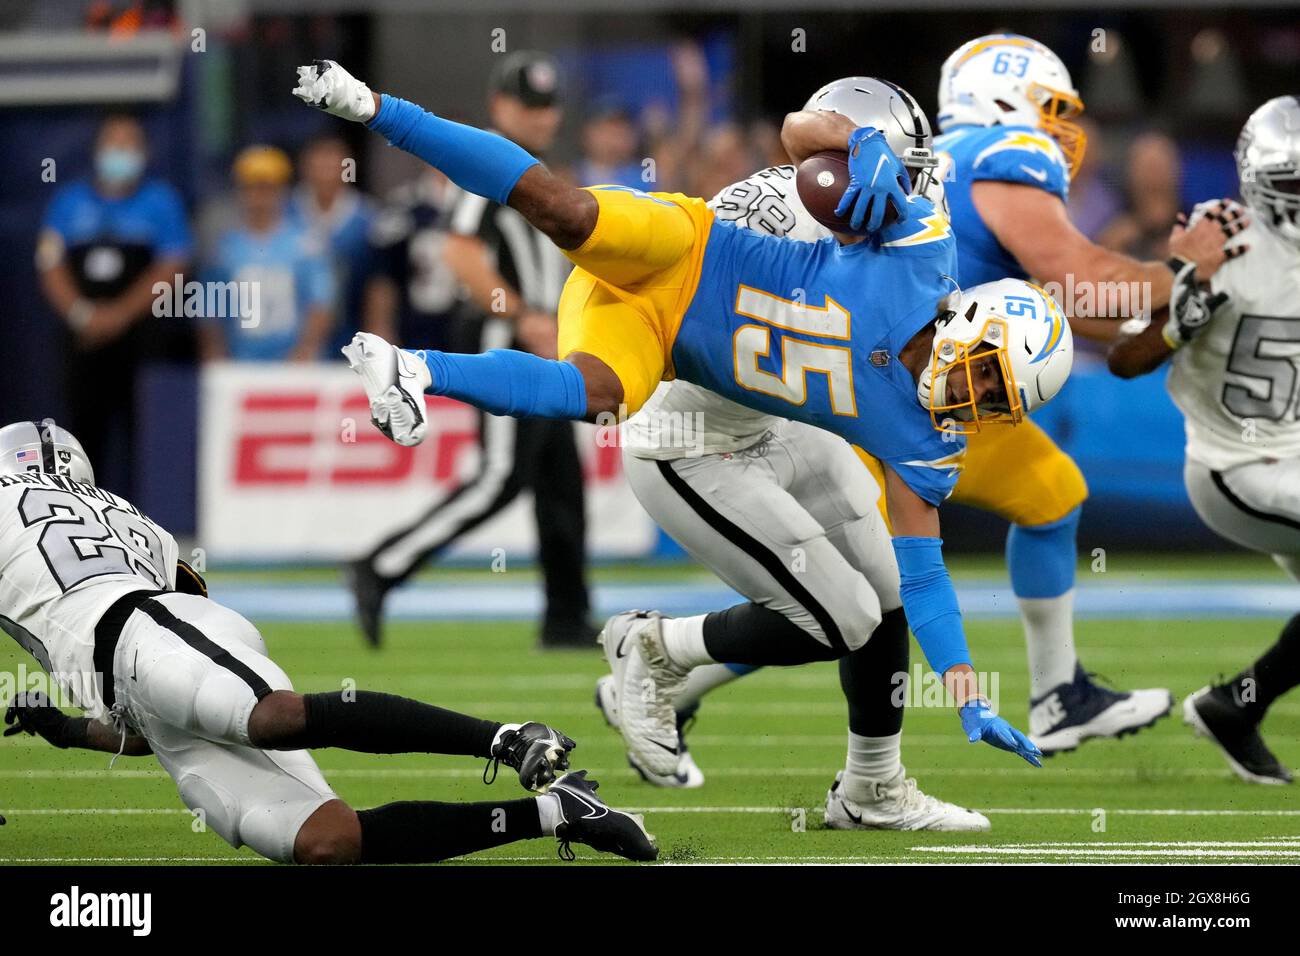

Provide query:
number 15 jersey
left=673, top=194, right=964, bottom=505
left=1167, top=216, right=1300, bottom=470
left=0, top=472, right=179, bottom=721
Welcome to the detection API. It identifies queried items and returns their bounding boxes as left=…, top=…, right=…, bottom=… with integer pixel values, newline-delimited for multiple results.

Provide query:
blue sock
left=369, top=96, right=539, bottom=205
left=412, top=349, right=587, bottom=420
left=725, top=663, right=760, bottom=676
left=1006, top=507, right=1080, bottom=599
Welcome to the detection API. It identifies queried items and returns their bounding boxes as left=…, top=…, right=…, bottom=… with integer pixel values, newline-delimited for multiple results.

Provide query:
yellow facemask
left=926, top=319, right=1025, bottom=436
left=1028, top=81, right=1087, bottom=178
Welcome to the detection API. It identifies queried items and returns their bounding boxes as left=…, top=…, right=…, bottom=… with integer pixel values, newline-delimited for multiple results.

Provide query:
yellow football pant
left=855, top=418, right=1088, bottom=531
left=556, top=187, right=715, bottom=415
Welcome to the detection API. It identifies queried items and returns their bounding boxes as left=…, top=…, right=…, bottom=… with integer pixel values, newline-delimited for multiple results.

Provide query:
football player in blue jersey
left=294, top=58, right=1071, bottom=772
left=780, top=35, right=1238, bottom=755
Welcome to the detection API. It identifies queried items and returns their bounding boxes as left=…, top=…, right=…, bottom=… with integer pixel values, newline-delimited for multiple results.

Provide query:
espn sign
left=198, top=362, right=656, bottom=561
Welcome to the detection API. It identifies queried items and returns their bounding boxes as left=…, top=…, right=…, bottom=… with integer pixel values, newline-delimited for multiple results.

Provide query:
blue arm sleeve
left=892, top=536, right=972, bottom=675
left=413, top=348, right=587, bottom=420
left=369, top=95, right=540, bottom=206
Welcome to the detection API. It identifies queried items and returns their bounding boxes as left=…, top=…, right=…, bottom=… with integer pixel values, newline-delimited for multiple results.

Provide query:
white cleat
left=341, top=332, right=431, bottom=447
left=594, top=674, right=705, bottom=788
left=824, top=769, right=991, bottom=832
left=598, top=610, right=682, bottom=778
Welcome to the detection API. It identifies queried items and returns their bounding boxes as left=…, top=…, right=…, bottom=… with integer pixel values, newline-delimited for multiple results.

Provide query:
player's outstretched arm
left=883, top=468, right=1042, bottom=767
left=975, top=187, right=1245, bottom=336
left=3, top=692, right=152, bottom=756
left=293, top=60, right=596, bottom=249
left=1108, top=264, right=1234, bottom=379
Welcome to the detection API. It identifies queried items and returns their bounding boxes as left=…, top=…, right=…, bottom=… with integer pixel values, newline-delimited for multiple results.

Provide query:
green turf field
left=2, top=568, right=1297, bottom=865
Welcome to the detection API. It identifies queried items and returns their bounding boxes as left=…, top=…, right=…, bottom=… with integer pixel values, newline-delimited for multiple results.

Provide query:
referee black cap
left=489, top=51, right=562, bottom=108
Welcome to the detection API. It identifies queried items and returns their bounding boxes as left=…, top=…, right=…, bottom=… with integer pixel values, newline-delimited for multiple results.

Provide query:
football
left=795, top=150, right=856, bottom=233
left=796, top=149, right=901, bottom=234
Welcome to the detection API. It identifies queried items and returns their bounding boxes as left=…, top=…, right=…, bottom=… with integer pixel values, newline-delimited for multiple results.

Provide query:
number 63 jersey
left=1167, top=215, right=1300, bottom=470
left=0, top=472, right=179, bottom=721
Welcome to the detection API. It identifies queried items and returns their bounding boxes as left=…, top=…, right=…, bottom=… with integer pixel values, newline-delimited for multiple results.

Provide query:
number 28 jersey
left=0, top=472, right=179, bottom=722
left=1167, top=218, right=1300, bottom=470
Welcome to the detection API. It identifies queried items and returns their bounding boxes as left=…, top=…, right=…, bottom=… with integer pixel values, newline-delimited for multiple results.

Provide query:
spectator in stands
left=689, top=121, right=757, bottom=201
left=575, top=101, right=644, bottom=188
left=36, top=112, right=192, bottom=498
left=1066, top=117, right=1123, bottom=241
left=362, top=167, right=462, bottom=353
left=197, top=145, right=334, bottom=362
left=289, top=134, right=375, bottom=352
left=642, top=42, right=709, bottom=192
left=1098, top=131, right=1183, bottom=260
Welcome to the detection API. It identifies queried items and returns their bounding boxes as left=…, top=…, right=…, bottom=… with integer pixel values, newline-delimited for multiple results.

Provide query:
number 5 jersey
left=1167, top=214, right=1300, bottom=470
left=0, top=472, right=179, bottom=722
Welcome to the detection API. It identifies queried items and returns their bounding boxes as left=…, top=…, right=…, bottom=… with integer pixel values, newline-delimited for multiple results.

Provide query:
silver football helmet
left=1237, top=96, right=1300, bottom=247
left=804, top=76, right=940, bottom=194
left=0, top=420, right=95, bottom=485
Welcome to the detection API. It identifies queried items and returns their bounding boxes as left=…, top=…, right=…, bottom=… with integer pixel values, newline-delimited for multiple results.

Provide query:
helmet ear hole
left=965, top=301, right=980, bottom=322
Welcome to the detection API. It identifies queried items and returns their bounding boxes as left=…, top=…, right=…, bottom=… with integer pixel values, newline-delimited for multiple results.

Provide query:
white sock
left=536, top=793, right=562, bottom=836
left=676, top=662, right=743, bottom=711
left=842, top=730, right=902, bottom=801
left=659, top=614, right=713, bottom=669
left=1020, top=591, right=1078, bottom=698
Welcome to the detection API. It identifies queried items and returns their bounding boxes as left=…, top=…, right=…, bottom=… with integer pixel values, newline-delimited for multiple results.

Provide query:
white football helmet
left=804, top=76, right=940, bottom=196
left=937, top=34, right=1086, bottom=177
left=1237, top=96, right=1300, bottom=248
left=0, top=420, right=95, bottom=484
left=917, top=279, right=1073, bottom=435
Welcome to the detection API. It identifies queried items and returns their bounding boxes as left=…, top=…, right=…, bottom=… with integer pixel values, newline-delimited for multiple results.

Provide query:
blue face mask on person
left=95, top=147, right=145, bottom=185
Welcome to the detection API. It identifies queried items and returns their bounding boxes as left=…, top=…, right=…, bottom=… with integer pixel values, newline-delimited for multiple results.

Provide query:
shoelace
left=106, top=703, right=129, bottom=771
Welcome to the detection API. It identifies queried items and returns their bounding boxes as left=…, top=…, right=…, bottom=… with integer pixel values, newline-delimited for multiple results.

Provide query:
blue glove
left=959, top=699, right=1043, bottom=767
left=835, top=126, right=911, bottom=234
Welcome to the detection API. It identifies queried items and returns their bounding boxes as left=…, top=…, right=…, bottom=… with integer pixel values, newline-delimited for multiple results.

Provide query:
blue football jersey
left=672, top=196, right=964, bottom=505
left=203, top=219, right=335, bottom=361
left=936, top=124, right=1070, bottom=287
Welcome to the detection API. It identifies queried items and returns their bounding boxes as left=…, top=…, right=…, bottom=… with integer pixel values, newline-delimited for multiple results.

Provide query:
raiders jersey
left=1167, top=215, right=1300, bottom=470
left=623, top=166, right=815, bottom=460
left=0, top=472, right=179, bottom=722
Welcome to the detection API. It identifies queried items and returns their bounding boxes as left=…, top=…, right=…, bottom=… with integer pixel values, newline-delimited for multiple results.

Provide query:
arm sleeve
left=892, top=535, right=972, bottom=675
left=368, top=96, right=540, bottom=206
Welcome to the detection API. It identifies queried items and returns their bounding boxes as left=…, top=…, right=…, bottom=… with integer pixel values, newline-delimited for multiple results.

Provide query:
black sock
left=1230, top=613, right=1300, bottom=722
left=357, top=798, right=544, bottom=864
left=839, top=607, right=909, bottom=737
left=292, top=691, right=502, bottom=757
left=703, top=603, right=841, bottom=666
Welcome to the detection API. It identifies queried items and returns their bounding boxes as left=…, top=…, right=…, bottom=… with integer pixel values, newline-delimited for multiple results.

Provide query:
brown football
left=796, top=149, right=898, bottom=235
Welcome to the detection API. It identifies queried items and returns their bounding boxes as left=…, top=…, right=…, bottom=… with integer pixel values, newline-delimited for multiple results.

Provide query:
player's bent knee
left=293, top=800, right=362, bottom=865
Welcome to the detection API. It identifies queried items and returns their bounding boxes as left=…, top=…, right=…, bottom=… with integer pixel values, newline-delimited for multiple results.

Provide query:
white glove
left=293, top=59, right=376, bottom=123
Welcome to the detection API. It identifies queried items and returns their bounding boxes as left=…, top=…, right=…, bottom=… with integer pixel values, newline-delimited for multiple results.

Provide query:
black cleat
left=486, top=722, right=576, bottom=792
left=540, top=619, right=600, bottom=650
left=1184, top=685, right=1293, bottom=785
left=345, top=558, right=393, bottom=648
left=551, top=770, right=658, bottom=862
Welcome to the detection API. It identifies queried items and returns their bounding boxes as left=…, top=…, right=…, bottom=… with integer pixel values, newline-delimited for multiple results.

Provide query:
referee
left=348, top=52, right=593, bottom=649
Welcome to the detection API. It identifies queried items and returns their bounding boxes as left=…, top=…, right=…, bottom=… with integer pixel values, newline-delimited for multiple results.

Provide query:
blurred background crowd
left=2, top=0, right=1297, bottom=554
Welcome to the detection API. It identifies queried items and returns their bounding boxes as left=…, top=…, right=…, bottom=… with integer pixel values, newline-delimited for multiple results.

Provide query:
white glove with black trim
left=293, top=59, right=376, bottom=123
left=1161, top=257, right=1230, bottom=350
